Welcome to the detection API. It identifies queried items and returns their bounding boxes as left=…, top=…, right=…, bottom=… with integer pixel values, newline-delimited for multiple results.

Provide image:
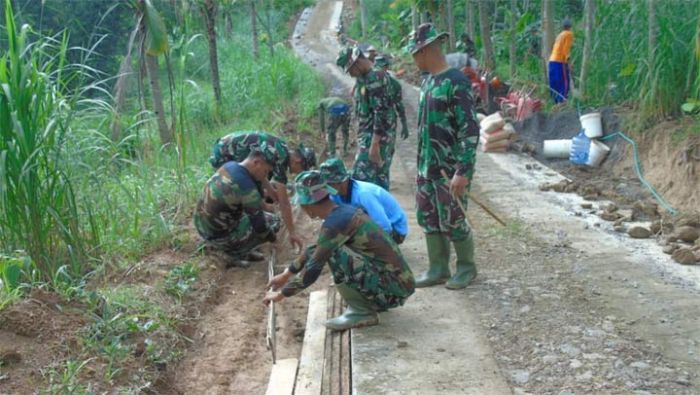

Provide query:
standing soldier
left=263, top=171, right=415, bottom=331
left=209, top=131, right=316, bottom=251
left=195, top=146, right=281, bottom=267
left=336, top=47, right=395, bottom=190
left=405, top=24, right=480, bottom=290
left=374, top=55, right=409, bottom=141
left=318, top=96, right=351, bottom=157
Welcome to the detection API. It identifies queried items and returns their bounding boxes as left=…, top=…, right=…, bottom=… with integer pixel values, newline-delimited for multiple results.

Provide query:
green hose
left=600, top=131, right=678, bottom=216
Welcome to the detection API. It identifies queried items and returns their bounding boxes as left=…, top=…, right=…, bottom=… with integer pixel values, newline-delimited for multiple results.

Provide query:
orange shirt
left=549, top=30, right=573, bottom=63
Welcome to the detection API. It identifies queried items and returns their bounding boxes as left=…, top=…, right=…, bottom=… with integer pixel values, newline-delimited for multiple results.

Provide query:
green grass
left=0, top=0, right=325, bottom=298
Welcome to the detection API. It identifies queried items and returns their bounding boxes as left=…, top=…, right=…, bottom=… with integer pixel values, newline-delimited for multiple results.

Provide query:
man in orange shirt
left=548, top=18, right=573, bottom=103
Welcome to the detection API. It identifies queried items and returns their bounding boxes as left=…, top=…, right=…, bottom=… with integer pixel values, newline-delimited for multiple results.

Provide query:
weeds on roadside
left=163, top=263, right=199, bottom=302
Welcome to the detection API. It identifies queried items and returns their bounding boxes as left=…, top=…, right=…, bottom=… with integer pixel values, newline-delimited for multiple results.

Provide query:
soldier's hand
left=450, top=174, right=470, bottom=199
left=400, top=126, right=409, bottom=140
left=288, top=232, right=304, bottom=254
left=267, top=269, right=293, bottom=290
left=263, top=291, right=284, bottom=306
left=369, top=144, right=382, bottom=165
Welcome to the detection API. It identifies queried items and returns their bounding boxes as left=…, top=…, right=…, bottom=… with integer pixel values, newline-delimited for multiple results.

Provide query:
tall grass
left=0, top=0, right=326, bottom=292
left=0, top=0, right=98, bottom=281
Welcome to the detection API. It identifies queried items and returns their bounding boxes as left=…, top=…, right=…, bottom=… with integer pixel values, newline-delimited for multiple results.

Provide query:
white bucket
left=543, top=139, right=572, bottom=159
left=580, top=112, right=603, bottom=138
left=586, top=140, right=610, bottom=167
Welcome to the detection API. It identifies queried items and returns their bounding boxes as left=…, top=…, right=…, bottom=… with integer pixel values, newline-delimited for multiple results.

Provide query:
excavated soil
left=514, top=108, right=700, bottom=215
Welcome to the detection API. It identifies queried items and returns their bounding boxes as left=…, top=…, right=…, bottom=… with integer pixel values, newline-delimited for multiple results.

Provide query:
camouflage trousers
left=351, top=130, right=396, bottom=190
left=415, top=175, right=472, bottom=241
left=301, top=245, right=414, bottom=311
left=326, top=114, right=350, bottom=156
left=204, top=212, right=281, bottom=258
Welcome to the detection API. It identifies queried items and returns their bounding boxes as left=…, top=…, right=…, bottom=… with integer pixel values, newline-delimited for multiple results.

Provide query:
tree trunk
left=145, top=54, right=171, bottom=145
left=359, top=0, right=368, bottom=38
left=509, top=0, right=517, bottom=78
left=411, top=4, right=418, bottom=32
left=478, top=0, right=494, bottom=70
left=648, top=0, right=656, bottom=72
left=579, top=0, right=594, bottom=98
left=225, top=11, right=233, bottom=38
left=541, top=0, right=554, bottom=81
left=446, top=0, right=455, bottom=50
left=264, top=0, right=274, bottom=57
left=251, top=1, right=259, bottom=59
left=111, top=24, right=140, bottom=142
left=466, top=0, right=475, bottom=39
left=203, top=0, right=222, bottom=105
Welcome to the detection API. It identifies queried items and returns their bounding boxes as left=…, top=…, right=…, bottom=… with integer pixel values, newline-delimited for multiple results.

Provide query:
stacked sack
left=478, top=112, right=516, bottom=153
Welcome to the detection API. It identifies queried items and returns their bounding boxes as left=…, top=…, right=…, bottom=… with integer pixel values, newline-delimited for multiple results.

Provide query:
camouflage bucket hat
left=336, top=46, right=363, bottom=72
left=250, top=141, right=277, bottom=166
left=293, top=171, right=338, bottom=205
left=404, top=23, right=448, bottom=55
left=374, top=55, right=390, bottom=68
left=297, top=143, right=317, bottom=170
left=320, top=157, right=350, bottom=184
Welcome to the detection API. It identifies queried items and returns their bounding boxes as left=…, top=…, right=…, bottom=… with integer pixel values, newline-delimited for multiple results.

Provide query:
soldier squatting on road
left=263, top=171, right=415, bottom=331
left=320, top=157, right=408, bottom=245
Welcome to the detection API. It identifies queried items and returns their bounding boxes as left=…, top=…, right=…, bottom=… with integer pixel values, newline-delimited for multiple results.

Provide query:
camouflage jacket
left=353, top=70, right=395, bottom=139
left=194, top=162, right=270, bottom=240
left=417, top=68, right=480, bottom=180
left=373, top=66, right=407, bottom=128
left=281, top=204, right=414, bottom=298
left=209, top=131, right=291, bottom=184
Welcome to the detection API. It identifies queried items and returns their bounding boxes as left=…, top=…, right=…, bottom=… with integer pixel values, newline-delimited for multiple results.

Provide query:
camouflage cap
left=249, top=141, right=277, bottom=166
left=293, top=170, right=338, bottom=205
left=404, top=23, right=448, bottom=55
left=336, top=46, right=363, bottom=72
left=320, top=157, right=350, bottom=184
left=374, top=55, right=390, bottom=68
left=296, top=143, right=317, bottom=170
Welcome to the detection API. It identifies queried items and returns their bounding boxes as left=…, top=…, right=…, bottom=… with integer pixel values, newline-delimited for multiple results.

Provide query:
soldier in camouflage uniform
left=263, top=171, right=415, bottom=331
left=336, top=47, right=395, bottom=190
left=374, top=55, right=409, bottom=141
left=194, top=146, right=281, bottom=267
left=318, top=96, right=351, bottom=157
left=208, top=131, right=316, bottom=251
left=406, top=24, right=480, bottom=290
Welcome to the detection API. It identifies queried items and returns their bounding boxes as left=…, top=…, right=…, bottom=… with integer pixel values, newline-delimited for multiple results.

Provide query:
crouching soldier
left=319, top=96, right=351, bottom=157
left=320, top=158, right=407, bottom=244
left=263, top=171, right=415, bottom=331
left=209, top=131, right=316, bottom=251
left=195, top=145, right=281, bottom=267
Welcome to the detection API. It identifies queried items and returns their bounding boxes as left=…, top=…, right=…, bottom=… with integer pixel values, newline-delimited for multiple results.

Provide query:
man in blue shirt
left=320, top=158, right=408, bottom=244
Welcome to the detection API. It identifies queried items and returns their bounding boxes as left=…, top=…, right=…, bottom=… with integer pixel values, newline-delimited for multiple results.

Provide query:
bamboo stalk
left=440, top=170, right=507, bottom=227
left=266, top=248, right=277, bottom=364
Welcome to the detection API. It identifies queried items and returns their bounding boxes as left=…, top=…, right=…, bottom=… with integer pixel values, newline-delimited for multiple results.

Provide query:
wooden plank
left=330, top=288, right=341, bottom=395
left=295, top=290, right=328, bottom=395
left=265, top=358, right=299, bottom=395
left=340, top=320, right=350, bottom=395
left=322, top=289, right=335, bottom=395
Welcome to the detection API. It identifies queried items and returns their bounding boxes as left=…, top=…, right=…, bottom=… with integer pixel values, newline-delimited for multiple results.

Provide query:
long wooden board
left=265, top=358, right=298, bottom=395
left=294, top=290, right=328, bottom=395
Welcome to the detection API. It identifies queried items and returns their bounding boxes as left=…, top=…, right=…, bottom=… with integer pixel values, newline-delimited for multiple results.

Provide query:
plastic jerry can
left=569, top=129, right=590, bottom=165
